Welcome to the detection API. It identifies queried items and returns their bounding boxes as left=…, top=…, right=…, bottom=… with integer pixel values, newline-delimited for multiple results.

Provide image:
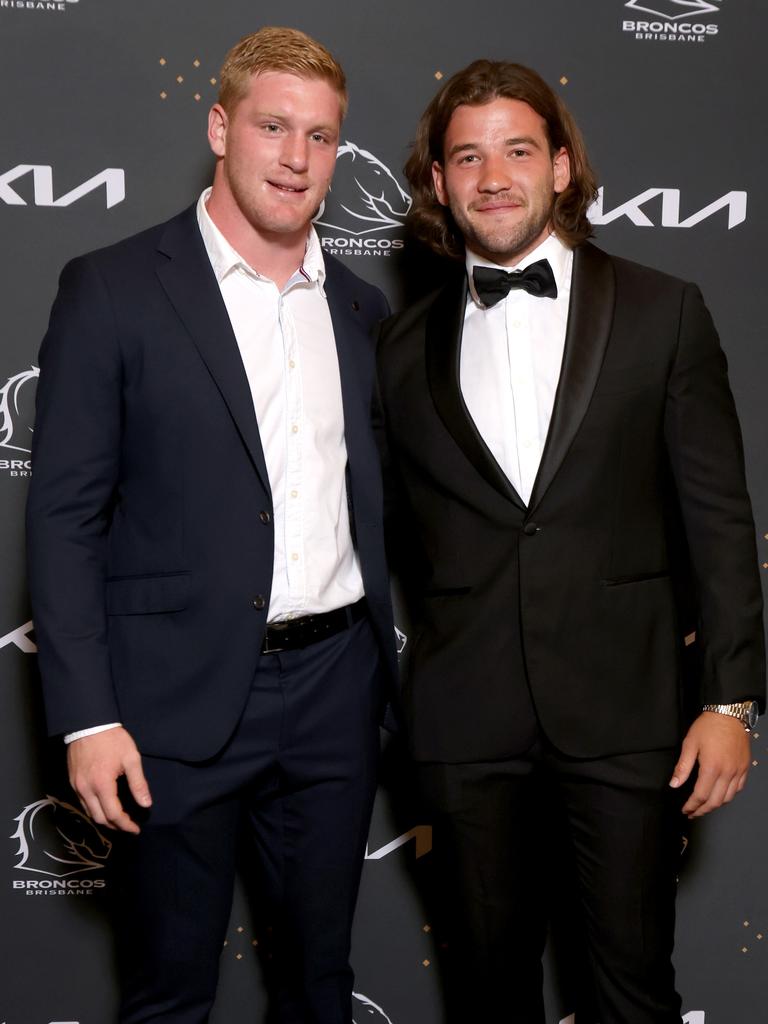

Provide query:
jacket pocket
left=106, top=572, right=190, bottom=615
left=601, top=570, right=670, bottom=587
left=422, top=586, right=473, bottom=598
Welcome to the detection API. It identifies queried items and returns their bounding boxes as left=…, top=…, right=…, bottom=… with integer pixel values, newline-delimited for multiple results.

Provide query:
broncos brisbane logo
left=0, top=365, right=39, bottom=453
left=11, top=795, right=112, bottom=877
left=316, top=142, right=411, bottom=237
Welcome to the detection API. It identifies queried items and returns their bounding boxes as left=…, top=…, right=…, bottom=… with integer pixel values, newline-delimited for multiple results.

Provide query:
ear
left=432, top=161, right=448, bottom=206
left=208, top=104, right=228, bottom=158
left=552, top=147, right=571, bottom=195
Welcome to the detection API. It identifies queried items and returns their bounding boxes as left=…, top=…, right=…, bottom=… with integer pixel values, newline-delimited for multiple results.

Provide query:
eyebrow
left=446, top=135, right=542, bottom=159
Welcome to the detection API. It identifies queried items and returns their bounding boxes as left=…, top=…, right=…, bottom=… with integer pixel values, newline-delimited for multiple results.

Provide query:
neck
left=206, top=184, right=308, bottom=291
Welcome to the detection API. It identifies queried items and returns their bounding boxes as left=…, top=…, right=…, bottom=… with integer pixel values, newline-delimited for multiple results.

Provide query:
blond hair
left=218, top=26, right=348, bottom=118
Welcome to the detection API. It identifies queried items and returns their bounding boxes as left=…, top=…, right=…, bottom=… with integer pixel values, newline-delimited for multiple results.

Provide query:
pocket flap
left=106, top=573, right=190, bottom=615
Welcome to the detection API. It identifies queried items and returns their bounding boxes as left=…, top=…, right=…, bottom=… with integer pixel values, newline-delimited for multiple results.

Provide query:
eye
left=457, top=153, right=479, bottom=164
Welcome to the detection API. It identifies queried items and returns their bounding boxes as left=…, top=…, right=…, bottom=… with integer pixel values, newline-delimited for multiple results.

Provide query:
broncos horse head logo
left=0, top=365, right=39, bottom=453
left=352, top=992, right=394, bottom=1024
left=316, top=142, right=411, bottom=236
left=11, top=795, right=112, bottom=877
left=625, top=0, right=721, bottom=19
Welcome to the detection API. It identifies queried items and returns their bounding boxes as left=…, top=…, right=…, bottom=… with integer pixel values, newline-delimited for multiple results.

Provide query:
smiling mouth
left=269, top=181, right=308, bottom=194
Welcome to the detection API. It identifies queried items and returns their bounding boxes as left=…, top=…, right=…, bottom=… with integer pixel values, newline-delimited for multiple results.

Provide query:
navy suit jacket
left=27, top=204, right=397, bottom=761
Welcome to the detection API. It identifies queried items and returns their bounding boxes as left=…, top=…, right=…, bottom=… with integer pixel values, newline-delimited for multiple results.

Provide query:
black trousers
left=112, top=616, right=384, bottom=1024
left=417, top=737, right=686, bottom=1024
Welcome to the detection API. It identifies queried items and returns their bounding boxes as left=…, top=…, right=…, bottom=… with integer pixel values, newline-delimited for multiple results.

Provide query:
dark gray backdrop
left=1, top=2, right=766, bottom=1022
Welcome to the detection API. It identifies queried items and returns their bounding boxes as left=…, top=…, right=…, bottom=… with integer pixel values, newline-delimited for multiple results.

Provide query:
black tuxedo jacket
left=27, top=205, right=397, bottom=761
left=376, top=242, right=765, bottom=763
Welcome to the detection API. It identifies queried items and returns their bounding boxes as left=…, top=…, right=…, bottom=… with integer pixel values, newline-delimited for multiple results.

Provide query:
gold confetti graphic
left=560, top=76, right=569, bottom=85
left=157, top=55, right=219, bottom=103
left=434, top=70, right=443, bottom=80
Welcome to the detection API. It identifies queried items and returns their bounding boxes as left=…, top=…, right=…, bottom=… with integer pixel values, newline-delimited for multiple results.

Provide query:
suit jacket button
left=523, top=522, right=539, bottom=536
left=253, top=595, right=266, bottom=610
left=259, top=510, right=271, bottom=525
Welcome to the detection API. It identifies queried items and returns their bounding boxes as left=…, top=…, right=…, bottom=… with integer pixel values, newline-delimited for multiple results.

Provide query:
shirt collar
left=196, top=187, right=326, bottom=295
left=465, top=232, right=571, bottom=308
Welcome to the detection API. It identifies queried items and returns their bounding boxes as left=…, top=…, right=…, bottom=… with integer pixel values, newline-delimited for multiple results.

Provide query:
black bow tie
left=472, top=259, right=558, bottom=307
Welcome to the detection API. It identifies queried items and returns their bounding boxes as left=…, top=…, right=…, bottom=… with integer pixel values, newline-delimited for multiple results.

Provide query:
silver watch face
left=746, top=701, right=759, bottom=730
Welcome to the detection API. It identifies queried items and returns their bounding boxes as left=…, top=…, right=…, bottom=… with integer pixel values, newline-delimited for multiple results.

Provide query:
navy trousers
left=112, top=615, right=384, bottom=1024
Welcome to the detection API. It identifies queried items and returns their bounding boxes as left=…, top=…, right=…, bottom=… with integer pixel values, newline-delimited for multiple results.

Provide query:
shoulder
left=577, top=241, right=694, bottom=299
left=58, top=205, right=197, bottom=285
left=381, top=258, right=465, bottom=333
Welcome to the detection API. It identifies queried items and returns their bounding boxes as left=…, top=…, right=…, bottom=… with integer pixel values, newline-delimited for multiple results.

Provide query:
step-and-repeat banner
left=1, top=2, right=766, bottom=1022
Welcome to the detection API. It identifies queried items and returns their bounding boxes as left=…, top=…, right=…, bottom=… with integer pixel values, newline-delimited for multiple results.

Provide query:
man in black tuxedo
left=26, top=27, right=396, bottom=1024
left=375, top=60, right=765, bottom=1023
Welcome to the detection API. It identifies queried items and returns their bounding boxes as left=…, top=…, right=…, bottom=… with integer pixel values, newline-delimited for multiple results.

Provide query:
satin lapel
left=425, top=274, right=525, bottom=509
left=528, top=243, right=616, bottom=512
left=154, top=208, right=271, bottom=496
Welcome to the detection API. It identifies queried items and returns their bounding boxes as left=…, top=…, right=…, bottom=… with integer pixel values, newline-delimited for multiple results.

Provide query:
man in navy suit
left=26, top=27, right=396, bottom=1024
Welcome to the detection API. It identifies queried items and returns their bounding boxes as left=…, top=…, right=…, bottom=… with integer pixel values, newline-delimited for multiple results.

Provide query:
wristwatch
left=701, top=700, right=759, bottom=732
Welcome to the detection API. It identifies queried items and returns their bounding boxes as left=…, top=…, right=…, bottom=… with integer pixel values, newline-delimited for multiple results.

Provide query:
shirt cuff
left=64, top=722, right=122, bottom=744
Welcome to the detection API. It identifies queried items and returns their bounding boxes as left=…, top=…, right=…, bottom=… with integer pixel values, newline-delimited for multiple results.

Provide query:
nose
left=281, top=133, right=309, bottom=174
left=477, top=153, right=512, bottom=194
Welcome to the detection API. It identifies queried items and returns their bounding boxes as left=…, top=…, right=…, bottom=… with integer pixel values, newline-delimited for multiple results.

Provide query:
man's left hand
left=670, top=711, right=751, bottom=818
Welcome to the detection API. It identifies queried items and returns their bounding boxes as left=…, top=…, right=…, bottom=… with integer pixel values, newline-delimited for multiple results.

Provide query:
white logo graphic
left=622, top=0, right=723, bottom=40
left=353, top=992, right=394, bottom=1024
left=316, top=142, right=410, bottom=257
left=365, top=826, right=432, bottom=860
left=0, top=621, right=36, bottom=654
left=11, top=796, right=112, bottom=878
left=589, top=187, right=746, bottom=230
left=0, top=365, right=38, bottom=453
left=394, top=626, right=407, bottom=656
left=625, top=0, right=719, bottom=18
left=0, top=0, right=79, bottom=13
left=0, top=166, right=124, bottom=208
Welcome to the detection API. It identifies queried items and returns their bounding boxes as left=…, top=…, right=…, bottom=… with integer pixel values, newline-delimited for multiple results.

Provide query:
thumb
left=670, top=735, right=698, bottom=789
left=124, top=755, right=152, bottom=808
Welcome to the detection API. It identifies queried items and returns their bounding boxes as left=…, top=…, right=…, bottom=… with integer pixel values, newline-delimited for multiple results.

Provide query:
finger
left=670, top=741, right=697, bottom=789
left=687, top=776, right=731, bottom=819
left=124, top=754, right=152, bottom=809
left=76, top=787, right=112, bottom=828
left=681, top=766, right=717, bottom=815
left=721, top=776, right=740, bottom=805
left=92, top=780, right=141, bottom=835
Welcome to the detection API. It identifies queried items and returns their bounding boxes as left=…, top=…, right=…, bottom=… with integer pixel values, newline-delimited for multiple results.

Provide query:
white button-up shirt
left=197, top=188, right=364, bottom=621
left=461, top=233, right=573, bottom=505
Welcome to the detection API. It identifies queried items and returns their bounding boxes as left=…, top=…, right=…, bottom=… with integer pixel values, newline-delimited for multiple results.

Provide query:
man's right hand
left=67, top=727, right=152, bottom=834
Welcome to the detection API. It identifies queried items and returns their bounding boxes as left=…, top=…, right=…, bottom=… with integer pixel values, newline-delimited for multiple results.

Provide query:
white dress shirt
left=461, top=233, right=573, bottom=506
left=65, top=189, right=364, bottom=744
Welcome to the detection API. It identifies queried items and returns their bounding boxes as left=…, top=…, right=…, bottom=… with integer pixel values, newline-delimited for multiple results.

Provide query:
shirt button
left=523, top=522, right=539, bottom=536
left=291, top=552, right=299, bottom=561
left=512, top=319, right=522, bottom=329
left=291, top=424, right=299, bottom=434
left=253, top=595, right=267, bottom=610
left=289, top=360, right=296, bottom=369
left=259, top=510, right=271, bottom=525
left=290, top=489, right=298, bottom=498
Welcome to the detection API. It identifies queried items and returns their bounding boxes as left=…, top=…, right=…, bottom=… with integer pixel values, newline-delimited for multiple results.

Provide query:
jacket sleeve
left=663, top=282, right=765, bottom=709
left=26, top=255, right=123, bottom=736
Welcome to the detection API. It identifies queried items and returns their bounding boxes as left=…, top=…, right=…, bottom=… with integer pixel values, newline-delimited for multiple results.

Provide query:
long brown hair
left=405, top=60, right=597, bottom=259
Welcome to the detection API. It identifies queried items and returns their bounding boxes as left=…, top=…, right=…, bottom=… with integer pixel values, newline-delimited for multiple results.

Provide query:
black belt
left=261, top=599, right=367, bottom=654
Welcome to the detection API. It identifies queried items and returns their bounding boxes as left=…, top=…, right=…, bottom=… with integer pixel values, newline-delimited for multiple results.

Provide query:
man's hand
left=67, top=727, right=152, bottom=834
left=669, top=711, right=751, bottom=819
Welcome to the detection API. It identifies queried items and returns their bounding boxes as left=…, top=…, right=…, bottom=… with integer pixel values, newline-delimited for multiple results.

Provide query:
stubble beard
left=451, top=194, right=556, bottom=265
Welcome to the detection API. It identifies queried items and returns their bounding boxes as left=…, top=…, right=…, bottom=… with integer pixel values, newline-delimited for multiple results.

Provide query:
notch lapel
left=154, top=208, right=271, bottom=497
left=425, top=273, right=526, bottom=509
left=528, top=243, right=616, bottom=512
